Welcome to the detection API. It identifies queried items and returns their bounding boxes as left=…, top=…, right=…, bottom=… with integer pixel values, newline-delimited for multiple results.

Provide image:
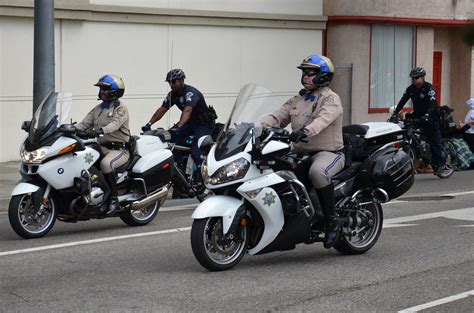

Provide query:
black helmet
left=94, top=74, right=125, bottom=100
left=165, top=69, right=186, bottom=82
left=409, top=67, right=426, bottom=78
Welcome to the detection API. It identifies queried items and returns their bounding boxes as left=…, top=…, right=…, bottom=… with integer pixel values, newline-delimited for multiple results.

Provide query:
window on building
left=370, top=25, right=415, bottom=112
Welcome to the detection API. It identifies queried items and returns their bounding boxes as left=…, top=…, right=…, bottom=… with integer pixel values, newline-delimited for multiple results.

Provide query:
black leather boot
left=104, top=171, right=119, bottom=215
left=316, top=184, right=341, bottom=249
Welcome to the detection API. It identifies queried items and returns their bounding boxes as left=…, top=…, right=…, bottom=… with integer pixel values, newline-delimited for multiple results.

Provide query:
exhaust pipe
left=372, top=188, right=389, bottom=203
left=131, top=186, right=168, bottom=210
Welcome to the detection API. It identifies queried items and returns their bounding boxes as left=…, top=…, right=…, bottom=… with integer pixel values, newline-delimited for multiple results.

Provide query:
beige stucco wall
left=324, top=0, right=473, bottom=20
left=450, top=30, right=472, bottom=124
left=416, top=27, right=435, bottom=80
left=326, top=24, right=371, bottom=125
left=0, top=1, right=325, bottom=162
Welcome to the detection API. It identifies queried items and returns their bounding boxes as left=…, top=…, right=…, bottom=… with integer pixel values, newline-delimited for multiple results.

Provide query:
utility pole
left=33, top=0, right=56, bottom=126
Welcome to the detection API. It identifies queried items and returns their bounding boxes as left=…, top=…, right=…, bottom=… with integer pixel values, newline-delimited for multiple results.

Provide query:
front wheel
left=120, top=201, right=160, bottom=226
left=191, top=217, right=248, bottom=271
left=8, top=193, right=57, bottom=239
left=334, top=202, right=383, bottom=255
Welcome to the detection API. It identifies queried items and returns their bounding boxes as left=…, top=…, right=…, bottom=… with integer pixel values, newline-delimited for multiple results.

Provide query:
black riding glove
left=141, top=123, right=152, bottom=132
left=78, top=128, right=103, bottom=138
left=289, top=128, right=308, bottom=143
left=169, top=124, right=181, bottom=137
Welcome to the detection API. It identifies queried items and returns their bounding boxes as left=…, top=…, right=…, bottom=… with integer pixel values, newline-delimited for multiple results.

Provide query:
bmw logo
left=57, top=168, right=64, bottom=174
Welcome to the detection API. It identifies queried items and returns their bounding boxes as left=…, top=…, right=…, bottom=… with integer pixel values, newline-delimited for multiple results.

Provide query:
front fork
left=34, top=184, right=51, bottom=217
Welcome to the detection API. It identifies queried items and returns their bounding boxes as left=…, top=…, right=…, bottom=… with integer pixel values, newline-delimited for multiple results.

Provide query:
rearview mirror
left=197, top=135, right=214, bottom=151
left=21, top=121, right=31, bottom=132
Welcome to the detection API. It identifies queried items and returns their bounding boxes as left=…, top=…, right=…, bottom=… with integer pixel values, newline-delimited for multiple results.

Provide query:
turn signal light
left=58, top=144, right=77, bottom=155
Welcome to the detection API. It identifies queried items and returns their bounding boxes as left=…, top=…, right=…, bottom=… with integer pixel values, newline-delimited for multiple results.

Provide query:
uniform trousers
left=100, top=146, right=130, bottom=174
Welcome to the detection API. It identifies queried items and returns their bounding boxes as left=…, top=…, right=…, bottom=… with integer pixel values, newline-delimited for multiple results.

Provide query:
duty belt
left=104, top=142, right=128, bottom=150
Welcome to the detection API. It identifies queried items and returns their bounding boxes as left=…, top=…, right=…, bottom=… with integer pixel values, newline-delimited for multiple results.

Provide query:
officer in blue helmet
left=258, top=55, right=345, bottom=248
left=76, top=74, right=130, bottom=215
left=141, top=69, right=217, bottom=197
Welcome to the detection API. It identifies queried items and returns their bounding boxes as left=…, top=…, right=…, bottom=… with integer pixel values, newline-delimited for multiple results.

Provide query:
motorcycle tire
left=191, top=217, right=248, bottom=271
left=120, top=201, right=160, bottom=226
left=435, top=139, right=456, bottom=179
left=334, top=202, right=383, bottom=255
left=8, top=193, right=57, bottom=239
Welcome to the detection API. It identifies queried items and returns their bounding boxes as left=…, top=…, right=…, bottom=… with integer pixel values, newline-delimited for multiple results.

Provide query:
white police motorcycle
left=190, top=84, right=414, bottom=271
left=9, top=92, right=173, bottom=239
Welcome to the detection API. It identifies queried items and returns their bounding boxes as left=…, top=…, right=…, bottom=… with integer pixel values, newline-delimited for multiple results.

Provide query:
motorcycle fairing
left=191, top=195, right=244, bottom=234
left=11, top=182, right=41, bottom=196
left=204, top=143, right=272, bottom=189
left=36, top=146, right=100, bottom=190
left=239, top=185, right=284, bottom=255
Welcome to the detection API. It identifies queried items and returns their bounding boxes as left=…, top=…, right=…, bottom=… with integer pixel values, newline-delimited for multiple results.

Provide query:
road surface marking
left=0, top=227, right=191, bottom=257
left=1, top=207, right=473, bottom=257
left=442, top=190, right=474, bottom=197
left=383, top=207, right=474, bottom=228
left=398, top=289, right=474, bottom=312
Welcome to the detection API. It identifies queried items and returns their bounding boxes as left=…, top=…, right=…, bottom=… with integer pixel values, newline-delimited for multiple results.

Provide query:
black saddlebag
left=358, top=147, right=414, bottom=200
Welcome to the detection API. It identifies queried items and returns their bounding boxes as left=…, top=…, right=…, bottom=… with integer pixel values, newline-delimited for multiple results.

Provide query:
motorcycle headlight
left=205, top=158, right=250, bottom=185
left=20, top=146, right=50, bottom=164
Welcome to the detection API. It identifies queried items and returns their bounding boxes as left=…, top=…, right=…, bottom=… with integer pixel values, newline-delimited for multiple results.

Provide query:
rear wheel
left=334, top=202, right=383, bottom=255
left=120, top=201, right=159, bottom=226
left=8, top=193, right=57, bottom=239
left=191, top=217, right=248, bottom=271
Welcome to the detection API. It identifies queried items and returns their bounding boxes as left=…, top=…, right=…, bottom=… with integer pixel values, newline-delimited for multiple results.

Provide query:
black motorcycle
left=144, top=123, right=224, bottom=202
left=389, top=115, right=457, bottom=178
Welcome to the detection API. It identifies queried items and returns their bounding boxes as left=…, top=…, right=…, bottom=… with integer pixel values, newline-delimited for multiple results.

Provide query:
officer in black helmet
left=141, top=69, right=216, bottom=195
left=392, top=67, right=447, bottom=176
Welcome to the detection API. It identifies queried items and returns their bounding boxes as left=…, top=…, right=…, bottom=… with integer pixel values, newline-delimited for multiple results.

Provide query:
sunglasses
left=168, top=79, right=179, bottom=85
left=302, top=69, right=319, bottom=77
left=411, top=76, right=422, bottom=80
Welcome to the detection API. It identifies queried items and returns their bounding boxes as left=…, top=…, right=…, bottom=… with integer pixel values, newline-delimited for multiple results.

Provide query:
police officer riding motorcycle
left=76, top=74, right=130, bottom=214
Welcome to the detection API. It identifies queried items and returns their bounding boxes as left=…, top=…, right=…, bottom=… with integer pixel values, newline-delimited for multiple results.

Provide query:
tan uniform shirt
left=76, top=100, right=130, bottom=145
left=260, top=87, right=343, bottom=154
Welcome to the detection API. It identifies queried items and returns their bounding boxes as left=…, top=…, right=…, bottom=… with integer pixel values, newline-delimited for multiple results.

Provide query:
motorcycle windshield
left=214, top=84, right=290, bottom=160
left=26, top=92, right=72, bottom=150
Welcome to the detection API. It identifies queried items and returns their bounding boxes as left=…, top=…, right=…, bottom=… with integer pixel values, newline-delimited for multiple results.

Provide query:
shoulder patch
left=117, top=106, right=126, bottom=116
left=185, top=92, right=194, bottom=102
left=321, top=95, right=335, bottom=106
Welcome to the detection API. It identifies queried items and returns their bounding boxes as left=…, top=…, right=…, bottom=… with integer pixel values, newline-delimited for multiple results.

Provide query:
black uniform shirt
left=395, top=82, right=438, bottom=118
left=161, top=85, right=210, bottom=123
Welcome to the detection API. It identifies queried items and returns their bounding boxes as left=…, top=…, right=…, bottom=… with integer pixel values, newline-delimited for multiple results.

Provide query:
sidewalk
left=0, top=161, right=21, bottom=210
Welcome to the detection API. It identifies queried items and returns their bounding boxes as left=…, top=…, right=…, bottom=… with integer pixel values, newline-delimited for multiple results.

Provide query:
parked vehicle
left=190, top=84, right=415, bottom=271
left=9, top=93, right=173, bottom=239
left=389, top=115, right=457, bottom=178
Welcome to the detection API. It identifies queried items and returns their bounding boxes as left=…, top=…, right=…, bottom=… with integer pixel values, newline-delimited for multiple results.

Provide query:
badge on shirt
left=185, top=92, right=194, bottom=102
left=107, top=111, right=114, bottom=118
left=117, top=107, right=126, bottom=116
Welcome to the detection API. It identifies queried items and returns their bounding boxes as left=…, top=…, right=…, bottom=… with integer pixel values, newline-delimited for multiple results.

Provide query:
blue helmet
left=297, top=54, right=335, bottom=87
left=94, top=74, right=125, bottom=100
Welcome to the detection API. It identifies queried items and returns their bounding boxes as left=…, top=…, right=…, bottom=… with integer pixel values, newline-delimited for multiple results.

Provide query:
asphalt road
left=1, top=172, right=473, bottom=312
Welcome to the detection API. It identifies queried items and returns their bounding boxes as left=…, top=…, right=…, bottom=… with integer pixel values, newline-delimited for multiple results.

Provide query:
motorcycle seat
left=343, top=124, right=369, bottom=136
left=332, top=161, right=362, bottom=182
